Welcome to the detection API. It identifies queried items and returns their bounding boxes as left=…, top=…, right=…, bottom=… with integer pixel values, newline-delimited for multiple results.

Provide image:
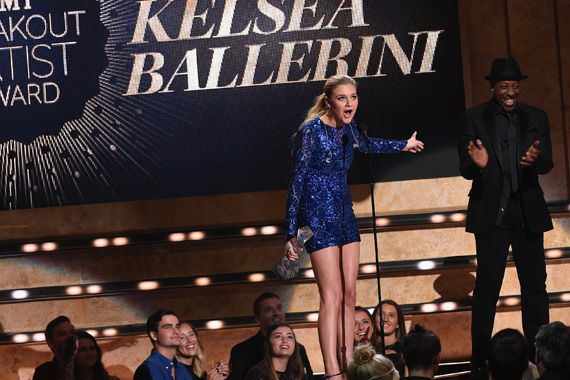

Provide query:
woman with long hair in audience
left=348, top=345, right=399, bottom=380
left=354, top=306, right=373, bottom=346
left=285, top=75, right=423, bottom=380
left=244, top=323, right=306, bottom=380
left=69, top=331, right=119, bottom=380
left=372, top=300, right=406, bottom=375
left=177, top=321, right=229, bottom=380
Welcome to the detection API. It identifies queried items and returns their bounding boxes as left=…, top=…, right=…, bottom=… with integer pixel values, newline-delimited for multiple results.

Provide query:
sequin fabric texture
left=285, top=117, right=407, bottom=253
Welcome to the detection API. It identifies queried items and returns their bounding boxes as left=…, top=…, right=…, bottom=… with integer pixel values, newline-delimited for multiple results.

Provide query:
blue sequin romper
left=285, top=117, right=406, bottom=253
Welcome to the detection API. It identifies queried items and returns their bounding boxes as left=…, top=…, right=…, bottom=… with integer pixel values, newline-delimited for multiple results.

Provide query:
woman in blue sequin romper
left=284, top=75, right=423, bottom=380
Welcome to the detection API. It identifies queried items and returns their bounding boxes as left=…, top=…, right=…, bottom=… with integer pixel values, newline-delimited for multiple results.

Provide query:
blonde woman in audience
left=177, top=321, right=229, bottom=380
left=348, top=345, right=399, bottom=380
left=354, top=306, right=373, bottom=346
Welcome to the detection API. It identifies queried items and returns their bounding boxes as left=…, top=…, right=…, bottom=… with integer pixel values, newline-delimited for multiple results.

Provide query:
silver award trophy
left=273, top=226, right=314, bottom=281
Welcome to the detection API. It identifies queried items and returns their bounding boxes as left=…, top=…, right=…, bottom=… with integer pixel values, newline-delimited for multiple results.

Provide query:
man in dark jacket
left=458, top=58, right=553, bottom=377
left=227, top=292, right=313, bottom=380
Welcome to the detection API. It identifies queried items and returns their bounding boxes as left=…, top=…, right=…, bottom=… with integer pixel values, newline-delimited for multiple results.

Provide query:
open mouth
left=502, top=97, right=516, bottom=108
left=344, top=110, right=353, bottom=118
left=280, top=345, right=290, bottom=349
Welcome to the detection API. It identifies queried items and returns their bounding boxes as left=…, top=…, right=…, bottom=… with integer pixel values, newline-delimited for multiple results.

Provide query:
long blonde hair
left=301, top=75, right=358, bottom=126
left=179, top=321, right=207, bottom=377
left=348, top=345, right=399, bottom=380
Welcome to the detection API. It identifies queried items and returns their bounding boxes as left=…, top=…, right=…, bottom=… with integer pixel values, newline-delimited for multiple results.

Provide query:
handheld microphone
left=357, top=121, right=369, bottom=140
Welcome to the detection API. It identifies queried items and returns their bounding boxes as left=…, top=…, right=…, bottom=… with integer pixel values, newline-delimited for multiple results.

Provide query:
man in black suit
left=458, top=58, right=553, bottom=377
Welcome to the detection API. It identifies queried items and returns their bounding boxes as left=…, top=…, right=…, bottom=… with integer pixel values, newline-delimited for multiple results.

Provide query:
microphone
left=357, top=121, right=369, bottom=140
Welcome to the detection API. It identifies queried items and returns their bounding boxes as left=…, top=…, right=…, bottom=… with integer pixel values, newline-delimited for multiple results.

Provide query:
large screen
left=1, top=0, right=464, bottom=209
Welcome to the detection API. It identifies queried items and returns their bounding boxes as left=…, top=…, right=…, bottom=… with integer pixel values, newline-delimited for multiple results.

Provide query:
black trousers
left=471, top=197, right=549, bottom=367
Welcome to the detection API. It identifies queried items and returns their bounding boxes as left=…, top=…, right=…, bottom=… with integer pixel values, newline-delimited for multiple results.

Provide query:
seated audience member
left=134, top=309, right=192, bottom=380
left=535, top=322, right=570, bottom=380
left=33, top=315, right=76, bottom=380
left=348, top=345, right=399, bottom=380
left=228, top=293, right=313, bottom=380
left=177, top=320, right=229, bottom=380
left=71, top=331, right=119, bottom=380
left=487, top=329, right=528, bottom=380
left=401, top=324, right=441, bottom=380
left=244, top=324, right=306, bottom=380
left=372, top=300, right=406, bottom=375
left=354, top=307, right=373, bottom=346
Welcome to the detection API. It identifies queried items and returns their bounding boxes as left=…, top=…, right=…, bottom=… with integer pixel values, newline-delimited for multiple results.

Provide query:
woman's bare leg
left=310, top=246, right=343, bottom=376
left=339, top=242, right=360, bottom=368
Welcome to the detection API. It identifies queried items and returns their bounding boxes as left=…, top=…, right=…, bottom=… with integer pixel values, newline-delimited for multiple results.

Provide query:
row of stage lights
left=5, top=247, right=570, bottom=302
left=6, top=290, right=570, bottom=345
left=6, top=200, right=570, bottom=257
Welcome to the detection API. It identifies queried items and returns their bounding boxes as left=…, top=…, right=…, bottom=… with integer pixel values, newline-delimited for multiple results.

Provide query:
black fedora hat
left=484, top=58, right=528, bottom=81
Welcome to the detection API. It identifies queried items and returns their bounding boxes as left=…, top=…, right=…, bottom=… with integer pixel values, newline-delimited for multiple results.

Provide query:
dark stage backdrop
left=0, top=0, right=464, bottom=209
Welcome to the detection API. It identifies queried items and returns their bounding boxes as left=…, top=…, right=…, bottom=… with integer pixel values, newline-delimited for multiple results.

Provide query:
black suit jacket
left=458, top=100, right=553, bottom=235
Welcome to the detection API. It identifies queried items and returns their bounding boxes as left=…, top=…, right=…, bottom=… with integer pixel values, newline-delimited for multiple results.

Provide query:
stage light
left=32, top=333, right=45, bottom=342
left=22, top=243, right=38, bottom=253
left=87, top=285, right=102, bottom=294
left=545, top=249, right=563, bottom=259
left=241, top=227, right=257, bottom=237
left=360, top=264, right=376, bottom=274
left=417, top=260, right=436, bottom=270
left=86, top=330, right=99, bottom=337
left=113, top=237, right=129, bottom=246
left=430, top=214, right=445, bottom=223
left=248, top=273, right=265, bottom=282
left=11, top=290, right=29, bottom=299
left=188, top=231, right=206, bottom=240
left=375, top=218, right=390, bottom=226
left=138, top=281, right=159, bottom=290
left=206, top=320, right=224, bottom=329
left=561, top=293, right=570, bottom=302
left=66, top=286, right=82, bottom=295
left=450, top=213, right=466, bottom=222
left=503, top=297, right=519, bottom=306
left=42, top=242, right=58, bottom=251
left=93, top=238, right=109, bottom=248
left=260, top=225, right=278, bottom=235
left=195, top=277, right=211, bottom=286
left=13, top=334, right=29, bottom=343
left=307, top=313, right=319, bottom=322
left=304, top=269, right=315, bottom=278
left=103, top=328, right=118, bottom=336
left=169, top=233, right=186, bottom=242
left=441, top=302, right=457, bottom=311
left=420, top=303, right=437, bottom=313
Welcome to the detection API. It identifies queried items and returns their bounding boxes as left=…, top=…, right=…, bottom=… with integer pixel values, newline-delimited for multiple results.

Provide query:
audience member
left=535, top=322, right=570, bottom=380
left=33, top=315, right=76, bottom=380
left=228, top=293, right=313, bottom=380
left=372, top=301, right=406, bottom=375
left=401, top=324, right=441, bottom=380
left=133, top=309, right=192, bottom=380
left=177, top=321, right=229, bottom=380
left=354, top=307, right=373, bottom=346
left=348, top=345, right=399, bottom=380
left=244, top=324, right=306, bottom=380
left=487, top=329, right=528, bottom=380
left=71, top=331, right=119, bottom=380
